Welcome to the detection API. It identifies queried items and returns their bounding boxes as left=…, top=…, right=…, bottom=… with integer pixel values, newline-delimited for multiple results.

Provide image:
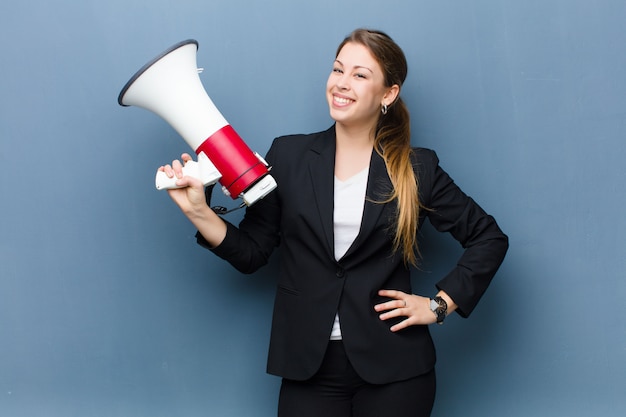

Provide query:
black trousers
left=278, top=341, right=436, bottom=417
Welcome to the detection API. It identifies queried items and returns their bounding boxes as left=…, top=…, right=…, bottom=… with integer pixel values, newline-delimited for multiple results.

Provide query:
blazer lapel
left=308, top=127, right=337, bottom=259
left=306, top=126, right=393, bottom=262
left=342, top=149, right=391, bottom=260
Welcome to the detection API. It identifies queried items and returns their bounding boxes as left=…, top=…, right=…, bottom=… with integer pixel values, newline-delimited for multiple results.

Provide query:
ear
left=382, top=84, right=400, bottom=106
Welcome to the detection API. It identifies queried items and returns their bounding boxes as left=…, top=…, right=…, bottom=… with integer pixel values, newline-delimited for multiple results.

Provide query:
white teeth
left=334, top=96, right=353, bottom=105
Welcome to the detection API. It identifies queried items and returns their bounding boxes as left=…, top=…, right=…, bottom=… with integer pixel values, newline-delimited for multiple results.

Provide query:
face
left=326, top=42, right=398, bottom=131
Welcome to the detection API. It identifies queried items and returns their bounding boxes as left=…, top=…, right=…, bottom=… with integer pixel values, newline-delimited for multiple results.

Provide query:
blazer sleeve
left=195, top=141, right=282, bottom=274
left=416, top=148, right=509, bottom=318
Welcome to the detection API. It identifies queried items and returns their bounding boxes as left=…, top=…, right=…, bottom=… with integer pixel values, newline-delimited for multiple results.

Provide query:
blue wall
left=1, top=1, right=624, bottom=416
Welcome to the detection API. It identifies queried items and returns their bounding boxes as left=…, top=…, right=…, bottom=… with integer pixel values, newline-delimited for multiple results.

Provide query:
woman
left=160, top=28, right=508, bottom=417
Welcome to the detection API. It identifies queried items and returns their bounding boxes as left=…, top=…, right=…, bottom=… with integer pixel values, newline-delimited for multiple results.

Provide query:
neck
left=334, top=123, right=375, bottom=181
left=335, top=122, right=376, bottom=151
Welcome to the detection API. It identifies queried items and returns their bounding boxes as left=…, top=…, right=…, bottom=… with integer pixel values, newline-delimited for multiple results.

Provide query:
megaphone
left=118, top=39, right=277, bottom=207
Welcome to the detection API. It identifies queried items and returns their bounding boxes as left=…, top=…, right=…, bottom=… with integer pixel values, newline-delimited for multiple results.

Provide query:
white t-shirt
left=330, top=167, right=369, bottom=340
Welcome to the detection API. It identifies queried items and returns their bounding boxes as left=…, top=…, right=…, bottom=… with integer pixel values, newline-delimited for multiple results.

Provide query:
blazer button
left=336, top=268, right=345, bottom=278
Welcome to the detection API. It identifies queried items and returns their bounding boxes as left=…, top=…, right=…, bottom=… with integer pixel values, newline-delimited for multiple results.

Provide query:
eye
left=354, top=73, right=367, bottom=79
left=332, top=67, right=343, bottom=74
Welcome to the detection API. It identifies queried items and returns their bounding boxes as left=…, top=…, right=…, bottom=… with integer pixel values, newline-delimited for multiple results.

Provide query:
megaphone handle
left=155, top=152, right=222, bottom=190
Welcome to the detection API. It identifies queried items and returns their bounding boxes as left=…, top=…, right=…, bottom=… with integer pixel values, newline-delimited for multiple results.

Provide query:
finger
left=375, top=289, right=408, bottom=311
left=162, top=164, right=175, bottom=178
left=181, top=153, right=193, bottom=163
left=172, top=159, right=184, bottom=177
left=378, top=289, right=407, bottom=300
left=389, top=318, right=412, bottom=333
left=173, top=175, right=206, bottom=195
left=183, top=174, right=204, bottom=189
left=378, top=307, right=403, bottom=321
left=374, top=299, right=406, bottom=312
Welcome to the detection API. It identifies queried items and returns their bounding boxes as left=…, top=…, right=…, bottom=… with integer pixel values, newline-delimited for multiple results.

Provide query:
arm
left=160, top=150, right=281, bottom=274
left=197, top=142, right=283, bottom=274
left=422, top=150, right=509, bottom=318
left=158, top=153, right=227, bottom=248
left=375, top=149, right=508, bottom=330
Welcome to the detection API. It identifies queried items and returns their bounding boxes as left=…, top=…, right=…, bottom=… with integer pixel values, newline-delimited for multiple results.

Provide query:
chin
left=329, top=107, right=350, bottom=123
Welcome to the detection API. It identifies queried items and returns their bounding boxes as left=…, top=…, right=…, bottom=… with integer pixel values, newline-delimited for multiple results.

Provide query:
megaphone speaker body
left=118, top=39, right=276, bottom=206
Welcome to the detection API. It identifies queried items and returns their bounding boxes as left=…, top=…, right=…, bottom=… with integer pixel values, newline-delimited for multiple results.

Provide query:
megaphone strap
left=211, top=203, right=246, bottom=216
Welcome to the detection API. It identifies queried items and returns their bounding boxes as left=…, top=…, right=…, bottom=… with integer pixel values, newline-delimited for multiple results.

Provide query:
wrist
left=186, top=202, right=215, bottom=222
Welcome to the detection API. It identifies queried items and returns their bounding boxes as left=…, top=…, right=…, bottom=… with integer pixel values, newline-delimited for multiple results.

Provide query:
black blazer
left=200, top=125, right=508, bottom=384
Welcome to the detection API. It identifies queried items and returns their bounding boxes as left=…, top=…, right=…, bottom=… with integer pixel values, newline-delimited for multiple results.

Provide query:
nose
left=336, top=73, right=350, bottom=91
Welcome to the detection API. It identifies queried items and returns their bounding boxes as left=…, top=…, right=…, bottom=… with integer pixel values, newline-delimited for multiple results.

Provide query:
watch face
left=430, top=297, right=447, bottom=323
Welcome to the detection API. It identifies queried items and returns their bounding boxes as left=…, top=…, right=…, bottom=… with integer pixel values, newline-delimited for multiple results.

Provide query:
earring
left=381, top=104, right=388, bottom=115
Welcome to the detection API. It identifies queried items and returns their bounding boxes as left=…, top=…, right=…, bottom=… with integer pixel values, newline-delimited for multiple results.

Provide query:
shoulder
left=410, top=147, right=439, bottom=173
left=265, top=126, right=335, bottom=166
left=409, top=147, right=446, bottom=204
left=269, top=133, right=316, bottom=154
left=270, top=126, right=334, bottom=152
left=411, top=147, right=437, bottom=160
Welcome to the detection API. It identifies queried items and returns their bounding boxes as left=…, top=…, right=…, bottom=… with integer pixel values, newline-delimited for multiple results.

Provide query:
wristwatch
left=430, top=296, right=448, bottom=325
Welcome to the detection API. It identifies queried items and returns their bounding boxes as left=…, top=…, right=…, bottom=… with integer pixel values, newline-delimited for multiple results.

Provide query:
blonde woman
left=160, top=28, right=508, bottom=417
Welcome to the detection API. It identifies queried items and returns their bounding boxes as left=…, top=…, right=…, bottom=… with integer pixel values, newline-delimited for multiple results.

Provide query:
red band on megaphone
left=196, top=125, right=269, bottom=199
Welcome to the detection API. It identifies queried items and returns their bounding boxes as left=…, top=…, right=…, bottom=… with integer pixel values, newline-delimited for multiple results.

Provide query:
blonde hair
left=337, top=29, right=420, bottom=266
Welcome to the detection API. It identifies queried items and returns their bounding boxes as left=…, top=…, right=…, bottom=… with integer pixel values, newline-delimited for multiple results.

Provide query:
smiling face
left=326, top=42, right=399, bottom=133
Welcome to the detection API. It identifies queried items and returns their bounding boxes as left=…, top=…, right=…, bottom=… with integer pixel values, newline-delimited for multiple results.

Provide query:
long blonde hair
left=337, top=29, right=420, bottom=266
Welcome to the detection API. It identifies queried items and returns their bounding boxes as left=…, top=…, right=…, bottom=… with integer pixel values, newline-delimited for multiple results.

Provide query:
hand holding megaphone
left=118, top=39, right=277, bottom=207
left=154, top=151, right=220, bottom=190
left=157, top=153, right=218, bottom=218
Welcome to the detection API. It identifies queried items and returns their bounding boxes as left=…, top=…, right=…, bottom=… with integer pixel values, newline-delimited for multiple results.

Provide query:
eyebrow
left=335, top=59, right=374, bottom=74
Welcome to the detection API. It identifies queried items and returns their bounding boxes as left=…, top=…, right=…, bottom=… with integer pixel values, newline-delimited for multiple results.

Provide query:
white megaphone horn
left=118, top=39, right=277, bottom=207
